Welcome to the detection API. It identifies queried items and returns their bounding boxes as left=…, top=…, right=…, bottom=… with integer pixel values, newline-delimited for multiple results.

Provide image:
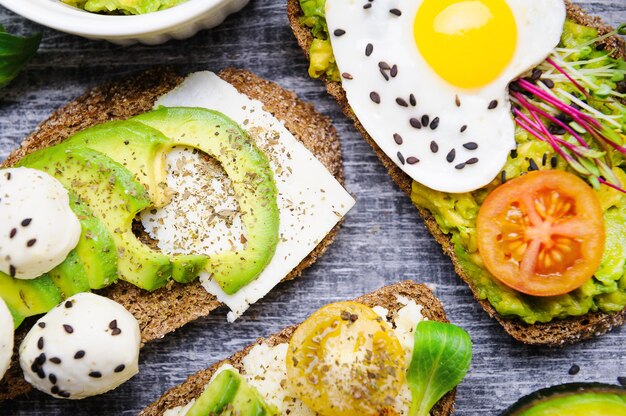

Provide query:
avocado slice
left=133, top=107, right=280, bottom=295
left=501, top=383, right=626, bottom=416
left=19, top=146, right=172, bottom=291
left=187, top=369, right=278, bottom=416
left=0, top=272, right=62, bottom=328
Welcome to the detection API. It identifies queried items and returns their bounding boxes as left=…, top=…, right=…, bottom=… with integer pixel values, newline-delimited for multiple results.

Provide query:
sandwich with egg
left=289, top=0, right=626, bottom=345
left=0, top=68, right=355, bottom=400
left=142, top=281, right=472, bottom=416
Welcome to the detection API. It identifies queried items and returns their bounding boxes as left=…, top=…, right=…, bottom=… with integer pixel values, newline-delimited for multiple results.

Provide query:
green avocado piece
left=187, top=369, right=278, bottom=416
left=501, top=383, right=626, bottom=416
left=133, top=107, right=280, bottom=295
left=186, top=370, right=241, bottom=416
left=61, top=0, right=185, bottom=15
left=47, top=250, right=90, bottom=298
left=63, top=119, right=207, bottom=284
left=19, top=146, right=172, bottom=291
left=0, top=272, right=62, bottom=328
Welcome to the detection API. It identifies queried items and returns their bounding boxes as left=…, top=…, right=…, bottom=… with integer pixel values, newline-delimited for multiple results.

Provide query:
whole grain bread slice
left=0, top=68, right=348, bottom=400
left=287, top=0, right=626, bottom=346
left=141, top=280, right=456, bottom=416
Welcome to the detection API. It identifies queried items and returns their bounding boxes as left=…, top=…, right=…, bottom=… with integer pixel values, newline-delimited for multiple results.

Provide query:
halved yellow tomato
left=286, top=301, right=404, bottom=416
left=477, top=170, right=605, bottom=297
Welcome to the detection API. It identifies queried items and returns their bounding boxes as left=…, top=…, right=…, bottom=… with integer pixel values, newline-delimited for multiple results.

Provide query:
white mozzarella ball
left=0, top=298, right=14, bottom=381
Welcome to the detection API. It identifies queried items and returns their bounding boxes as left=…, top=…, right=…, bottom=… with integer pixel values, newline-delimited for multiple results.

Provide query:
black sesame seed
left=548, top=125, right=566, bottom=135
left=378, top=61, right=390, bottom=70
left=531, top=68, right=543, bottom=81
left=341, top=72, right=353, bottom=80
left=74, top=350, right=85, bottom=359
left=333, top=29, right=346, bottom=37
left=397, top=152, right=405, bottom=165
left=509, top=82, right=522, bottom=93
left=64, top=300, right=73, bottom=308
left=36, top=367, right=46, bottom=379
left=369, top=92, right=381, bottom=104
left=466, top=158, right=479, bottom=165
left=379, top=68, right=390, bottom=81
left=446, top=149, right=456, bottom=163
left=421, top=115, right=430, bottom=127
left=463, top=142, right=478, bottom=150
left=21, top=218, right=32, bottom=227
left=511, top=149, right=518, bottom=159
left=390, top=65, right=398, bottom=78
left=49, top=373, right=57, bottom=385
left=365, top=43, right=373, bottom=57
left=396, top=98, right=408, bottom=107
left=112, top=328, right=122, bottom=336
left=9, top=228, right=16, bottom=239
left=410, top=118, right=422, bottom=129
left=89, top=371, right=102, bottom=378
left=455, top=95, right=461, bottom=107
left=363, top=2, right=372, bottom=8
left=9, top=265, right=16, bottom=277
left=488, top=100, right=498, bottom=110
left=58, top=391, right=70, bottom=398
left=63, top=324, right=74, bottom=334
left=37, top=337, right=44, bottom=350
left=393, top=133, right=403, bottom=145
left=455, top=163, right=466, bottom=170
left=109, top=320, right=118, bottom=329
left=6, top=172, right=11, bottom=180
left=409, top=94, right=416, bottom=106
left=568, top=364, right=580, bottom=375
left=389, top=8, right=401, bottom=16
left=541, top=78, right=555, bottom=89
left=430, top=141, right=439, bottom=153
left=551, top=156, right=558, bottom=168
left=529, top=158, right=539, bottom=171
left=30, top=362, right=39, bottom=373
left=460, top=125, right=467, bottom=133
left=501, top=170, right=507, bottom=183
left=26, top=239, right=37, bottom=247
left=618, top=376, right=626, bottom=386
left=38, top=322, right=46, bottom=329
left=51, top=386, right=60, bottom=395
left=50, top=357, right=62, bottom=364
left=430, top=117, right=440, bottom=130
left=542, top=153, right=548, bottom=166
left=114, top=364, right=126, bottom=373
left=406, top=157, right=419, bottom=165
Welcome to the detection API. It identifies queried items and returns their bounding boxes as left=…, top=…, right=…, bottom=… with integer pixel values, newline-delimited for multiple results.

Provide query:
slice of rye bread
left=287, top=0, right=626, bottom=346
left=0, top=68, right=347, bottom=400
left=141, top=280, right=456, bottom=416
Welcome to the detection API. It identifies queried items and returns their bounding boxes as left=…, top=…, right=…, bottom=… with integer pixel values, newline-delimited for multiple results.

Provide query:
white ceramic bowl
left=0, top=0, right=249, bottom=45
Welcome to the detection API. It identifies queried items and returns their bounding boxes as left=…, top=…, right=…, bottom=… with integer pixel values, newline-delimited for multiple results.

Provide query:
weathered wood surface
left=0, top=0, right=624, bottom=414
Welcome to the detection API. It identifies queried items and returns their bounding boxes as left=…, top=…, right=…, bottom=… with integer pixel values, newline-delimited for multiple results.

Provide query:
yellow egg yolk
left=414, top=0, right=517, bottom=89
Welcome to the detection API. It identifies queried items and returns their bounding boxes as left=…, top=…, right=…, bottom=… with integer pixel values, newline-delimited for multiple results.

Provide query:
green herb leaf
left=0, top=27, right=41, bottom=89
left=407, top=321, right=472, bottom=416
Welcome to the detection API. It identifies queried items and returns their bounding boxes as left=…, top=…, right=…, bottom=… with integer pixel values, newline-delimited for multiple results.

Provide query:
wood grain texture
left=0, top=0, right=624, bottom=415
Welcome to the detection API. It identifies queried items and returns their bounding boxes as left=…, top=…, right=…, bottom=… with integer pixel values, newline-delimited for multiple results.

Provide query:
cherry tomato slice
left=286, top=301, right=404, bottom=416
left=477, top=170, right=605, bottom=297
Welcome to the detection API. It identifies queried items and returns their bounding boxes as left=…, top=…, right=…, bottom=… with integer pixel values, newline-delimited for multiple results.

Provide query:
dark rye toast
left=0, top=68, right=347, bottom=400
left=141, top=280, right=456, bottom=416
left=287, top=0, right=626, bottom=346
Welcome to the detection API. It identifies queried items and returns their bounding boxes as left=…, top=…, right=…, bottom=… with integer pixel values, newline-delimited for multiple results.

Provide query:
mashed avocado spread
left=300, top=1, right=626, bottom=324
left=62, top=0, right=186, bottom=15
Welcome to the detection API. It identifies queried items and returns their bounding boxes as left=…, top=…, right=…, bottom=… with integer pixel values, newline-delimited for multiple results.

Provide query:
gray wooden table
left=0, top=1, right=625, bottom=414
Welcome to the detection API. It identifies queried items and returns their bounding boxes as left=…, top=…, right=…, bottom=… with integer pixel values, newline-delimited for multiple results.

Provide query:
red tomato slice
left=477, top=170, right=605, bottom=297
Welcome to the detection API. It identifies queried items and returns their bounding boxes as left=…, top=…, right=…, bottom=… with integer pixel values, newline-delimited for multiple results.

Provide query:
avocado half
left=501, top=383, right=626, bottom=416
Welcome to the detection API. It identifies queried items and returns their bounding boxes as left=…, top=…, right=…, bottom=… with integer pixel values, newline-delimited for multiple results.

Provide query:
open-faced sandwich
left=142, top=281, right=472, bottom=416
left=289, top=0, right=626, bottom=345
left=0, top=68, right=355, bottom=400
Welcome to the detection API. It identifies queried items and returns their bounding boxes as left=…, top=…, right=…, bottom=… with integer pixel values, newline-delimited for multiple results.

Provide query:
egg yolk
left=414, top=0, right=517, bottom=89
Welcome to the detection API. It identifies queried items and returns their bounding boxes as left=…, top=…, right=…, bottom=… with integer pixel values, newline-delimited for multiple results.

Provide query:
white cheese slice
left=151, top=72, right=355, bottom=321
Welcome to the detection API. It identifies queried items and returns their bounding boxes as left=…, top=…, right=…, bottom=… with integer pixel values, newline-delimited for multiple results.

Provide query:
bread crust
left=141, top=280, right=456, bottom=416
left=287, top=0, right=626, bottom=346
left=0, top=68, right=348, bottom=400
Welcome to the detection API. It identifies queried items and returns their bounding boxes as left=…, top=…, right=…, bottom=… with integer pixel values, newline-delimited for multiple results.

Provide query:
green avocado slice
left=133, top=107, right=280, bottom=295
left=0, top=272, right=62, bottom=328
left=501, top=383, right=626, bottom=416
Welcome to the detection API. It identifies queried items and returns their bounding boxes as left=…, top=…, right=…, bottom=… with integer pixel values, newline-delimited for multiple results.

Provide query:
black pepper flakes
left=369, top=92, right=381, bottom=104
left=410, top=118, right=422, bottom=129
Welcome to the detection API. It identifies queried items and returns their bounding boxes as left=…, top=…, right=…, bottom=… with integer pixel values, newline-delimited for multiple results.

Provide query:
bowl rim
left=0, top=0, right=229, bottom=37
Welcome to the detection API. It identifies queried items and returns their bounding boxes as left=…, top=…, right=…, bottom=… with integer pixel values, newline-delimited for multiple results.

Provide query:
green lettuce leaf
left=0, top=26, right=41, bottom=89
left=407, top=321, right=472, bottom=416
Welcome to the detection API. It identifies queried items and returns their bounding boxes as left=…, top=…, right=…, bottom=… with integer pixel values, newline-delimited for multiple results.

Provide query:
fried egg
left=326, top=0, right=565, bottom=192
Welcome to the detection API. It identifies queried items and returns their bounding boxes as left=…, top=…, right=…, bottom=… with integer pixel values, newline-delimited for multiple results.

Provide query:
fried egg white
left=326, top=0, right=565, bottom=193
